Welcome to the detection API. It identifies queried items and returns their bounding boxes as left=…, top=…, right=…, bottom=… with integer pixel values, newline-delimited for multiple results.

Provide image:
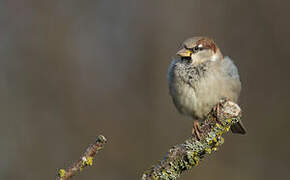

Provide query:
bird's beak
left=176, top=48, right=192, bottom=57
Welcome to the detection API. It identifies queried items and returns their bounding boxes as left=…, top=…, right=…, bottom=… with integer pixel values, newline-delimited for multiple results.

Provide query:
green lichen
left=142, top=101, right=242, bottom=180
left=58, top=169, right=66, bottom=180
left=82, top=156, right=93, bottom=167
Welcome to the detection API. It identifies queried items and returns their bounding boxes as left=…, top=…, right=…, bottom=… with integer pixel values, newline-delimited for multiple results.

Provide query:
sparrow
left=168, top=36, right=246, bottom=139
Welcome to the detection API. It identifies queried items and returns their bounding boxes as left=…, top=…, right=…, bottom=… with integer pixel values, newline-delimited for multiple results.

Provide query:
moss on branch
left=141, top=99, right=242, bottom=180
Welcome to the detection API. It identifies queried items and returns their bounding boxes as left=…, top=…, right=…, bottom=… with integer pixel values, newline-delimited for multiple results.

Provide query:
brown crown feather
left=196, top=38, right=217, bottom=53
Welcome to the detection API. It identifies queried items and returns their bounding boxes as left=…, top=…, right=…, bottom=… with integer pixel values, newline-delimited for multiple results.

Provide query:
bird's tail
left=230, top=121, right=246, bottom=134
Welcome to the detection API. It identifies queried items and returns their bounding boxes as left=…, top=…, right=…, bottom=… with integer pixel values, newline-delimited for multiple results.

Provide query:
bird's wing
left=222, top=56, right=240, bottom=80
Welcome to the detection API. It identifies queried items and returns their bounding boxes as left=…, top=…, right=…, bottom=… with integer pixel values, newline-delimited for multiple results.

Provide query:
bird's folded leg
left=192, top=120, right=202, bottom=140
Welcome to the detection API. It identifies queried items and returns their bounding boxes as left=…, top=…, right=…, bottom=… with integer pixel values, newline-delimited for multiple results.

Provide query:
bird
left=168, top=36, right=246, bottom=139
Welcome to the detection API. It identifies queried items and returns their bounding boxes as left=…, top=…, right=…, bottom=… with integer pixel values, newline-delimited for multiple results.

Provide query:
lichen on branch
left=141, top=99, right=242, bottom=180
left=57, top=135, right=107, bottom=180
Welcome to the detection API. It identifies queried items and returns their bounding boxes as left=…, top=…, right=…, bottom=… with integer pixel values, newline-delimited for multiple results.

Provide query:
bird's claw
left=192, top=120, right=202, bottom=140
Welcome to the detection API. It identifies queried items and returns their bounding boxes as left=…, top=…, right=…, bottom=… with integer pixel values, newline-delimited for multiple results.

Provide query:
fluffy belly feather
left=170, top=75, right=238, bottom=120
left=174, top=84, right=197, bottom=117
left=168, top=58, right=241, bottom=121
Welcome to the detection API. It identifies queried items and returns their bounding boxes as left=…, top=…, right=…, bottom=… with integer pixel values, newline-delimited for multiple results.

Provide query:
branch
left=57, top=135, right=107, bottom=180
left=141, top=99, right=242, bottom=180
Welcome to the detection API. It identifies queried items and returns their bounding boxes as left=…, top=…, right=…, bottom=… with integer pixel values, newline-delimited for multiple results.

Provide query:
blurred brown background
left=1, top=0, right=290, bottom=179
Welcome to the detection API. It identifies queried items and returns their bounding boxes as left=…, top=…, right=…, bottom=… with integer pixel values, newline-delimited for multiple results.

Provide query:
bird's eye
left=194, top=46, right=199, bottom=51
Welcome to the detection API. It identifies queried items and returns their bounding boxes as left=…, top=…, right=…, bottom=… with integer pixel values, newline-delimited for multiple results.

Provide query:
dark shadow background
left=1, top=0, right=290, bottom=179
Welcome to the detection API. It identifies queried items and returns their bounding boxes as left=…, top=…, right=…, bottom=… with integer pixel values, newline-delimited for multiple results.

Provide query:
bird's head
left=176, top=37, right=223, bottom=65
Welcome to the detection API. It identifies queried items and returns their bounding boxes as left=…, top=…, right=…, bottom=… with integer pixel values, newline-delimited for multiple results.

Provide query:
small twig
left=57, top=135, right=107, bottom=180
left=141, top=99, right=242, bottom=180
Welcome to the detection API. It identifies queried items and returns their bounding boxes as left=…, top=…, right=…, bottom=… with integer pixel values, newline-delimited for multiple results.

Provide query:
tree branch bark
left=56, top=99, right=242, bottom=180
left=57, top=135, right=107, bottom=180
left=141, top=99, right=242, bottom=180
